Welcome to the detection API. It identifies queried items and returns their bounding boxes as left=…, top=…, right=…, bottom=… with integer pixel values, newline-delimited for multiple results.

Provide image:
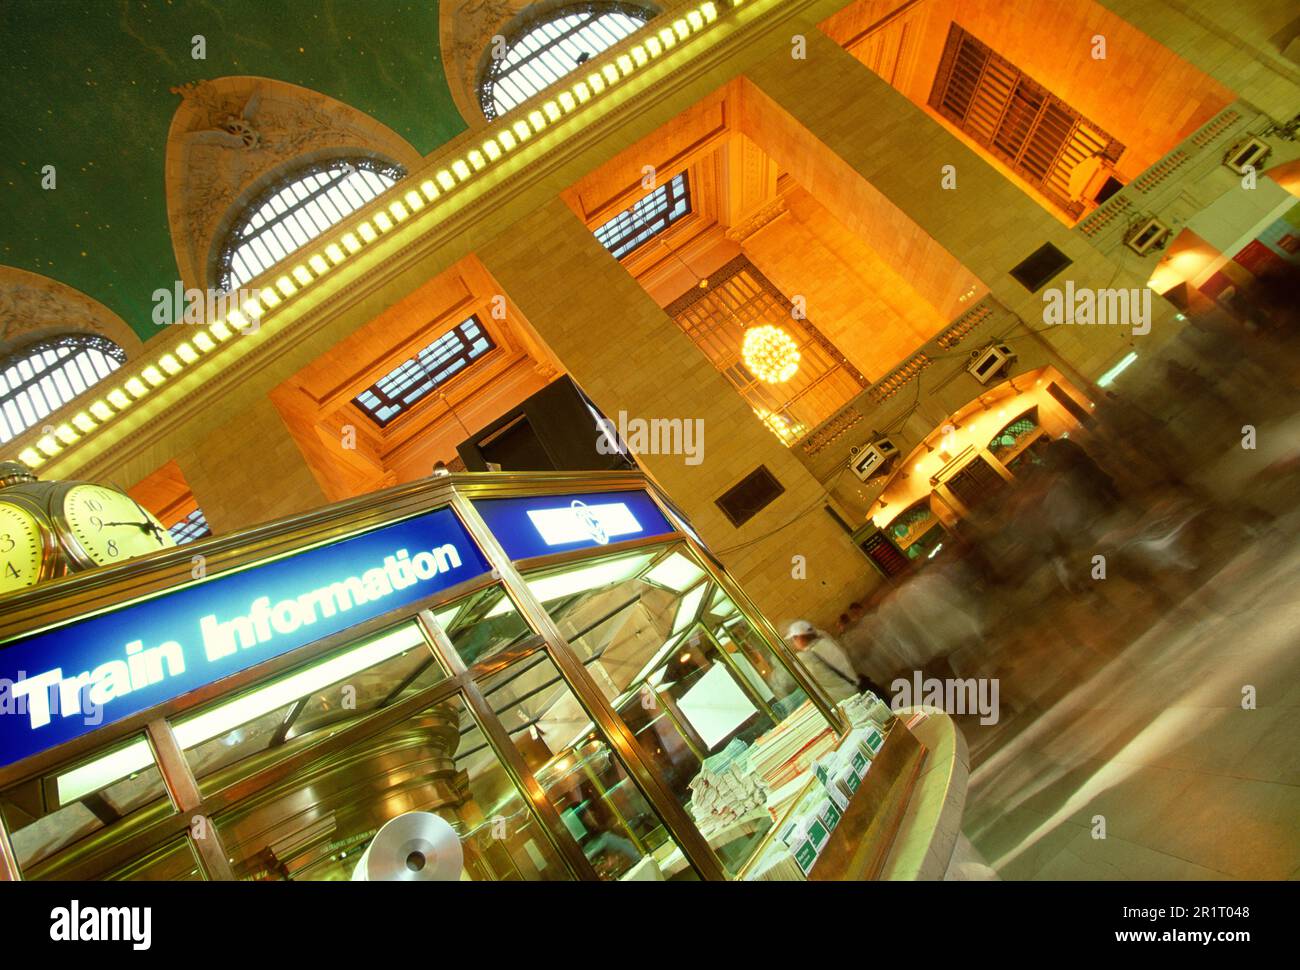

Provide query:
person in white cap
left=786, top=620, right=860, bottom=704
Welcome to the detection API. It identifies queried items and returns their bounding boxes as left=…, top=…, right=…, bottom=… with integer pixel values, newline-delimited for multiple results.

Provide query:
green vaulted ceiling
left=0, top=0, right=467, bottom=341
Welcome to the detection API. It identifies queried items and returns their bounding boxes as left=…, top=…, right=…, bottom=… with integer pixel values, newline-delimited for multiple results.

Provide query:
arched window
left=214, top=156, right=405, bottom=293
left=479, top=3, right=655, bottom=120
left=0, top=334, right=126, bottom=443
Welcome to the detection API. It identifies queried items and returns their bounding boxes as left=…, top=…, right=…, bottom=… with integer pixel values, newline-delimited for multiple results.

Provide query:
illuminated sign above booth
left=0, top=507, right=489, bottom=769
left=472, top=490, right=677, bottom=561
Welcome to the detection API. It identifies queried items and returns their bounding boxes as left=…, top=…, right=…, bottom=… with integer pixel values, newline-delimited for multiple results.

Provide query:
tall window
left=594, top=173, right=691, bottom=259
left=666, top=257, right=868, bottom=446
left=479, top=3, right=654, bottom=120
left=215, top=156, right=405, bottom=293
left=0, top=334, right=126, bottom=443
left=353, top=317, right=496, bottom=427
left=928, top=24, right=1124, bottom=218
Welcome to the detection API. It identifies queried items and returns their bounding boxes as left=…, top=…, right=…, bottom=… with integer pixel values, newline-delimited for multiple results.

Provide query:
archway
left=866, top=366, right=1095, bottom=571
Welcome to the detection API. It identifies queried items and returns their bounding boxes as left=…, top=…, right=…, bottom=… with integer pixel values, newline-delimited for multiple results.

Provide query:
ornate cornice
left=18, top=0, right=831, bottom=483
left=0, top=266, right=142, bottom=359
left=724, top=195, right=787, bottom=241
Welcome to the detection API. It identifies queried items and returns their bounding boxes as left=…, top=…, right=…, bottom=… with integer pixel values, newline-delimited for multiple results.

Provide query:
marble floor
left=896, top=315, right=1300, bottom=880
left=954, top=522, right=1300, bottom=880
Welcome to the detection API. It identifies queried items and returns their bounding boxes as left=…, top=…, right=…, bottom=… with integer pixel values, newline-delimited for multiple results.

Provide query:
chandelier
left=741, top=325, right=800, bottom=384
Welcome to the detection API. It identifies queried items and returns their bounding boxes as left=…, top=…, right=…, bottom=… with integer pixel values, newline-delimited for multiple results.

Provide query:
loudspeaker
left=849, top=436, right=900, bottom=481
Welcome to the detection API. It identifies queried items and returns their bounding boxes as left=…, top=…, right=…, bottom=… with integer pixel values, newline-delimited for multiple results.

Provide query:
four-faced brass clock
left=0, top=461, right=177, bottom=595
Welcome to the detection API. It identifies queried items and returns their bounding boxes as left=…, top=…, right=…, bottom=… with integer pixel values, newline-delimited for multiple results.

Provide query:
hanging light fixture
left=742, top=325, right=800, bottom=384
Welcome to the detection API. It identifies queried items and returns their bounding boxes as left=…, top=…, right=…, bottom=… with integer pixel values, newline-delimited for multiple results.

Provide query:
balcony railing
left=797, top=295, right=1011, bottom=457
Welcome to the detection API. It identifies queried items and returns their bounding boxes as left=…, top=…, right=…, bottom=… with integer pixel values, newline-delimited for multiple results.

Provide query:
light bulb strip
left=11, top=1, right=731, bottom=471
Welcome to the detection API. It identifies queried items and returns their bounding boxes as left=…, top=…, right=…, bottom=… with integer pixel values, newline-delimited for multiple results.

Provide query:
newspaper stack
left=748, top=700, right=838, bottom=789
left=764, top=774, right=814, bottom=821
left=688, top=757, right=768, bottom=833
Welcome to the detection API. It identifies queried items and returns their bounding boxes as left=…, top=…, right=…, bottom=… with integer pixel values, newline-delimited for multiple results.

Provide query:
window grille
left=594, top=173, right=692, bottom=259
left=216, top=157, right=404, bottom=293
left=665, top=257, right=868, bottom=446
left=0, top=334, right=126, bottom=443
left=929, top=24, right=1124, bottom=218
left=168, top=507, right=213, bottom=545
left=353, top=317, right=496, bottom=427
left=479, top=3, right=653, bottom=120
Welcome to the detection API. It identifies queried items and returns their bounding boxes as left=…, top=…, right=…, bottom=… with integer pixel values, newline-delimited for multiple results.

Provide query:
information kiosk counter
left=0, top=472, right=925, bottom=881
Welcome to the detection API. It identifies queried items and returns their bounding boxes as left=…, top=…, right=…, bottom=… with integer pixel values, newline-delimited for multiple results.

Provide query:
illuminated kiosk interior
left=0, top=471, right=925, bottom=881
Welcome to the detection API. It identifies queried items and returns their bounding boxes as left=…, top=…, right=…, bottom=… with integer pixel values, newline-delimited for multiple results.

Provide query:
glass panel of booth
left=0, top=732, right=175, bottom=878
left=430, top=583, right=535, bottom=668
left=212, top=693, right=571, bottom=881
left=174, top=622, right=448, bottom=794
left=476, top=651, right=699, bottom=881
left=516, top=542, right=837, bottom=877
left=105, top=837, right=203, bottom=880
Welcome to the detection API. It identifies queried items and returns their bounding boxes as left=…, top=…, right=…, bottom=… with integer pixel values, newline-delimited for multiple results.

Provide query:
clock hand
left=101, top=520, right=156, bottom=533
left=124, top=498, right=171, bottom=543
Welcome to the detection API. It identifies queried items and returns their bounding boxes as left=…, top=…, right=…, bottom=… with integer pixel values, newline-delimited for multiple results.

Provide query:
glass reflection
left=214, top=694, right=570, bottom=881
left=431, top=583, right=534, bottom=667
left=179, top=624, right=445, bottom=793
left=0, top=734, right=170, bottom=877
left=524, top=545, right=835, bottom=874
left=103, top=837, right=203, bottom=881
left=479, top=652, right=698, bottom=880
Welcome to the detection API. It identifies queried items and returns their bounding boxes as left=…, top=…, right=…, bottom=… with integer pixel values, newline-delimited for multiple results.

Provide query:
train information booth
left=0, top=471, right=929, bottom=882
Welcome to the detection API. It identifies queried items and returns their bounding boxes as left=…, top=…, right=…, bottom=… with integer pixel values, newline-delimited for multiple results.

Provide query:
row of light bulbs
left=16, top=0, right=740, bottom=472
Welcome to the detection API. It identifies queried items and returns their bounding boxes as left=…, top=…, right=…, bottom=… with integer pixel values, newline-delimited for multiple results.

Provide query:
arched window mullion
left=0, top=334, right=127, bottom=443
left=257, top=230, right=291, bottom=266
left=215, top=156, right=404, bottom=293
left=480, top=3, right=656, bottom=120
left=334, top=176, right=369, bottom=211
left=308, top=193, right=344, bottom=230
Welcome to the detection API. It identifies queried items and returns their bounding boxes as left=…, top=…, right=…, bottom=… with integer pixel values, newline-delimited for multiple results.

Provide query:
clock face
left=61, top=484, right=177, bottom=567
left=0, top=502, right=45, bottom=595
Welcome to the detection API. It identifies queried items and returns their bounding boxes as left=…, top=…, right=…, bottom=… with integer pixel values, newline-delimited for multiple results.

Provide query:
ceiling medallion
left=742, top=325, right=800, bottom=384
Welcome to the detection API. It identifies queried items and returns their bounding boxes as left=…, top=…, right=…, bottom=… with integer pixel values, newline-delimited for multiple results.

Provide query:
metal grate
left=666, top=257, right=868, bottom=446
left=716, top=466, right=785, bottom=527
left=945, top=456, right=1010, bottom=511
left=929, top=24, right=1123, bottom=219
left=353, top=317, right=496, bottom=427
left=594, top=173, right=692, bottom=259
left=168, top=507, right=213, bottom=545
left=0, top=334, right=126, bottom=443
left=987, top=410, right=1039, bottom=453
left=216, top=157, right=404, bottom=293
left=479, top=3, right=653, bottom=120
